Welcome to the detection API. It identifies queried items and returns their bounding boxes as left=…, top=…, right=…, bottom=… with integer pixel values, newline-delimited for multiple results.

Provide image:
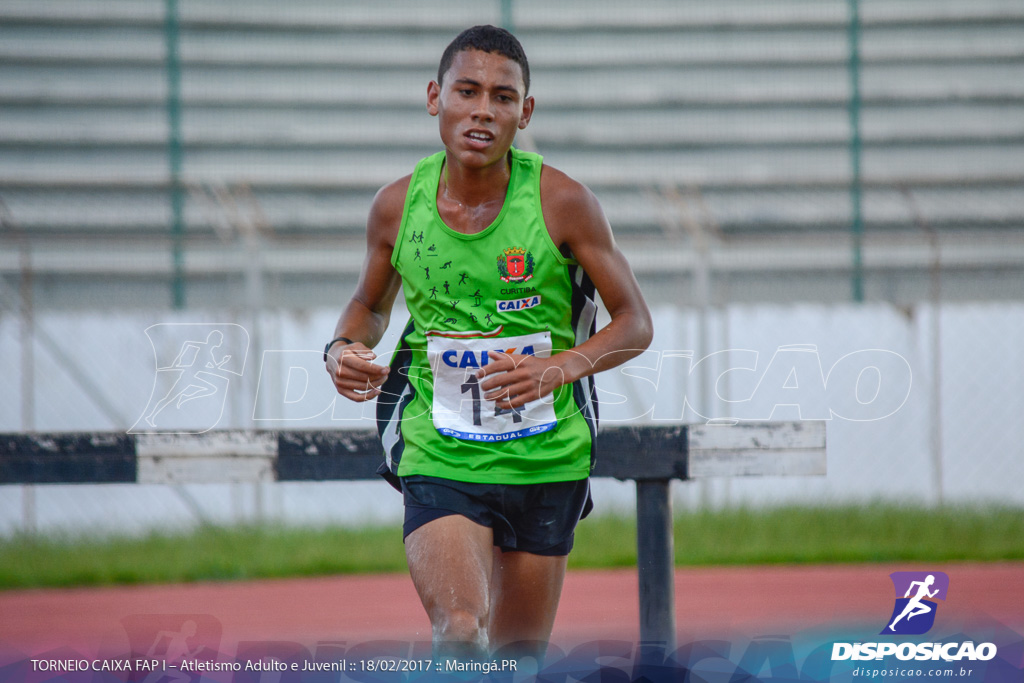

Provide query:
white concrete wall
left=1, top=301, right=1021, bottom=536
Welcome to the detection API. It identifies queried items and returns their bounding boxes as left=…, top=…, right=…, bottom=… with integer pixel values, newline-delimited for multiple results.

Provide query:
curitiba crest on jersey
left=497, top=247, right=535, bottom=283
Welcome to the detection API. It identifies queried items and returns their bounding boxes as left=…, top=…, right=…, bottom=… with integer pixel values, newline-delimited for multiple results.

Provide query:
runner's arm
left=545, top=168, right=653, bottom=379
left=479, top=167, right=652, bottom=408
left=326, top=177, right=408, bottom=402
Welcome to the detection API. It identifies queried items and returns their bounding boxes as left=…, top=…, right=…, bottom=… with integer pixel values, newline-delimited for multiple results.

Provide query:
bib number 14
left=459, top=374, right=523, bottom=427
left=427, top=332, right=557, bottom=442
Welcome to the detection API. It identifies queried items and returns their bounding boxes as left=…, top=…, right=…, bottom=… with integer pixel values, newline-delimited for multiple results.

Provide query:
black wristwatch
left=323, top=336, right=355, bottom=362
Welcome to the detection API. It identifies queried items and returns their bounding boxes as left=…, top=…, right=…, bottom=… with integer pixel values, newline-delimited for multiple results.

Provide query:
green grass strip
left=0, top=525, right=407, bottom=590
left=0, top=504, right=1020, bottom=590
left=570, top=503, right=1024, bottom=569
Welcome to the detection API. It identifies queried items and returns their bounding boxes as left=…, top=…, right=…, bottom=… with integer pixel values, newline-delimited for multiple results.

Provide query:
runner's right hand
left=326, top=342, right=389, bottom=402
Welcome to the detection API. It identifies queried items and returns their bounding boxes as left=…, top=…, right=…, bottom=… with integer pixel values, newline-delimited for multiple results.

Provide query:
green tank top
left=375, top=148, right=599, bottom=485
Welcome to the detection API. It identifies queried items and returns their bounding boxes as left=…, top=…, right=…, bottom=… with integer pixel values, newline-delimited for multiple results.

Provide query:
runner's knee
left=433, top=607, right=489, bottom=648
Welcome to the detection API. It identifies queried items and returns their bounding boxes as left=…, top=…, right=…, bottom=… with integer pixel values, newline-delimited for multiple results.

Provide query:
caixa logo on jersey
left=497, top=295, right=541, bottom=313
left=440, top=344, right=538, bottom=369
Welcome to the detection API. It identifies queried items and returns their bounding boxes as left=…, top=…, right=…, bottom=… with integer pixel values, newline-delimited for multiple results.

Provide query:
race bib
left=427, top=332, right=558, bottom=442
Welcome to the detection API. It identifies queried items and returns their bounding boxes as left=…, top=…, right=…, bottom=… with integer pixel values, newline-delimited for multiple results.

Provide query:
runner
left=325, top=25, right=652, bottom=663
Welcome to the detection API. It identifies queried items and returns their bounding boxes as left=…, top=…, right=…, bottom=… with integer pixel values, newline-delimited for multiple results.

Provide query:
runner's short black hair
left=438, top=25, right=530, bottom=94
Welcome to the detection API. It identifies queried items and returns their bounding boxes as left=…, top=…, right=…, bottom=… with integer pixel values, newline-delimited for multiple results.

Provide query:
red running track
left=1, top=563, right=1021, bottom=658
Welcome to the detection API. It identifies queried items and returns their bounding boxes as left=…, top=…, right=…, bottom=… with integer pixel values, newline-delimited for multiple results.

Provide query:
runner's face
left=428, top=49, right=533, bottom=169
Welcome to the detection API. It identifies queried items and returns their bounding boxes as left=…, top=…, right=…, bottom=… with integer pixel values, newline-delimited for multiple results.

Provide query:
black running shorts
left=400, top=475, right=593, bottom=556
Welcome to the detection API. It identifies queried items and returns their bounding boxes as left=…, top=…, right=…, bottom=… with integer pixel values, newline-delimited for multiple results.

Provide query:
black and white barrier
left=0, top=422, right=826, bottom=647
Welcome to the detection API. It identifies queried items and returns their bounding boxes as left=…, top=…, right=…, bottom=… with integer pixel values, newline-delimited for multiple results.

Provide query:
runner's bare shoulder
left=367, top=174, right=413, bottom=248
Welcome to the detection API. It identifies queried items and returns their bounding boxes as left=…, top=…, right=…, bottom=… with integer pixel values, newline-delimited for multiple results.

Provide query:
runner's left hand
left=476, top=351, right=567, bottom=410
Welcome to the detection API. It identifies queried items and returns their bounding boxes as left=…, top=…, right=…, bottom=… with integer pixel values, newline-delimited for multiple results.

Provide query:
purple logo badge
left=881, top=571, right=949, bottom=635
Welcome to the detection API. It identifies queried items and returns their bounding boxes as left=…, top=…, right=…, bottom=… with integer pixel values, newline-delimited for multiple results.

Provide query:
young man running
left=325, top=25, right=652, bottom=662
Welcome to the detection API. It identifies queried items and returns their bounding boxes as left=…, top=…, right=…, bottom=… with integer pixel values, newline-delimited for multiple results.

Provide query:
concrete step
left=3, top=63, right=1023, bottom=109
left=3, top=104, right=1023, bottom=150
left=3, top=143, right=1022, bottom=188
left=3, top=0, right=1022, bottom=30
left=3, top=25, right=1023, bottom=67
left=0, top=0, right=494, bottom=30
left=3, top=185, right=1021, bottom=237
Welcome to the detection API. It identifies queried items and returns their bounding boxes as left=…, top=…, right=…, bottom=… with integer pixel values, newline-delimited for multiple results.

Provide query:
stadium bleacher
left=1, top=0, right=1023, bottom=307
